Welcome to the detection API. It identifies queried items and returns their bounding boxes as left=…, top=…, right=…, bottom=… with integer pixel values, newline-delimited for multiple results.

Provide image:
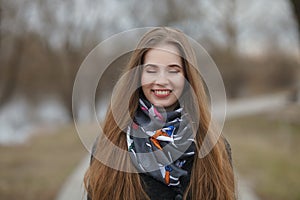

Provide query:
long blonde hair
left=84, top=27, right=235, bottom=200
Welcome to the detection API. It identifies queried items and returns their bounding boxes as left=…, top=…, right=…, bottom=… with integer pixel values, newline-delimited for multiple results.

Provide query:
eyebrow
left=168, top=64, right=183, bottom=68
left=144, top=64, right=159, bottom=68
left=144, top=63, right=183, bottom=68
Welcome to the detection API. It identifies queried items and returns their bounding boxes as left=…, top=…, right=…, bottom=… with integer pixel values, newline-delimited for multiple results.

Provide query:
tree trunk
left=0, top=38, right=24, bottom=107
left=288, top=0, right=300, bottom=102
left=290, top=0, right=300, bottom=43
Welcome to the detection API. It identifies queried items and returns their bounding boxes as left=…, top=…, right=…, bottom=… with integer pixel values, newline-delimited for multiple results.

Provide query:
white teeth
left=154, top=90, right=170, bottom=95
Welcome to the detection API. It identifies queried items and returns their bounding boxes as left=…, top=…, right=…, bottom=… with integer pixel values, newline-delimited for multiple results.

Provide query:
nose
left=154, top=70, right=169, bottom=85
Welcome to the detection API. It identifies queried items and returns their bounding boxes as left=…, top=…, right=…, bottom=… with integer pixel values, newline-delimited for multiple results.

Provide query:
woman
left=84, top=27, right=235, bottom=200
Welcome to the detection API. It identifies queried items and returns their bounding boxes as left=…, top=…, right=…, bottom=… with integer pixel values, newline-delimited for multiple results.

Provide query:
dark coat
left=139, top=155, right=194, bottom=200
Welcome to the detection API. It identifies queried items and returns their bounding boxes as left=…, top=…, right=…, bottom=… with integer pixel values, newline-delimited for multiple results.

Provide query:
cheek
left=141, top=73, right=150, bottom=90
left=141, top=72, right=152, bottom=87
left=174, top=76, right=186, bottom=94
left=175, top=74, right=185, bottom=87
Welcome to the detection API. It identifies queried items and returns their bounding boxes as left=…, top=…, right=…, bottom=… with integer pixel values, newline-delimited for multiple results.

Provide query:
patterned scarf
left=127, top=97, right=195, bottom=187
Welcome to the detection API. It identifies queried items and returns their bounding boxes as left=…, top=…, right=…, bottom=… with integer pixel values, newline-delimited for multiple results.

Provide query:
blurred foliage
left=211, top=49, right=299, bottom=98
left=0, top=0, right=299, bottom=115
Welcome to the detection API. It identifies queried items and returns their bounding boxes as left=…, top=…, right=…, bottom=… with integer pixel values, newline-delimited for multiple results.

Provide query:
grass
left=224, top=104, right=300, bottom=200
left=0, top=124, right=86, bottom=200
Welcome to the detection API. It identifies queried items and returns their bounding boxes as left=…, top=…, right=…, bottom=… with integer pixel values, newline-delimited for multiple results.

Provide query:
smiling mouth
left=151, top=89, right=172, bottom=97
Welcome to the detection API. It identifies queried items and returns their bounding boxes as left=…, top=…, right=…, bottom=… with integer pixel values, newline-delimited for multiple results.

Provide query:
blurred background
left=0, top=0, right=299, bottom=200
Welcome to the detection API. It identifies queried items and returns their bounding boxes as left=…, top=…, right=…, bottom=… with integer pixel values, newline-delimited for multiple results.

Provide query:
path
left=56, top=92, right=290, bottom=200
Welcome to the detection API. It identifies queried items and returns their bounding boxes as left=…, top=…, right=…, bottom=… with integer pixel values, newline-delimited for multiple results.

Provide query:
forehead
left=143, top=44, right=182, bottom=65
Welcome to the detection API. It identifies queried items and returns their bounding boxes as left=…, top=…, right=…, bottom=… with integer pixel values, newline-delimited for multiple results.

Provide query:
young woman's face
left=141, top=43, right=185, bottom=110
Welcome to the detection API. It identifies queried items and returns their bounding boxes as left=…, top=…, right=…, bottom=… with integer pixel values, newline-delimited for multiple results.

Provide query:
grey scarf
left=127, top=97, right=195, bottom=187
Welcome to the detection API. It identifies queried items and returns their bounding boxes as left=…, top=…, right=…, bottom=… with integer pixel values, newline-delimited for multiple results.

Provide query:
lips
left=151, top=89, right=172, bottom=98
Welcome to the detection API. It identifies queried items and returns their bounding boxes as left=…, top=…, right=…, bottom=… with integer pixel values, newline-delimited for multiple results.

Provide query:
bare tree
left=224, top=0, right=238, bottom=53
left=206, top=0, right=238, bottom=52
left=0, top=1, right=27, bottom=108
left=0, top=0, right=86, bottom=118
left=288, top=0, right=300, bottom=102
left=0, top=38, right=25, bottom=107
left=290, top=0, right=300, bottom=43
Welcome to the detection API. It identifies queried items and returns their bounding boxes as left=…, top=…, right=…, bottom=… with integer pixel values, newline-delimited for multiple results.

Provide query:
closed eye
left=169, top=70, right=180, bottom=73
left=144, top=64, right=158, bottom=73
left=146, top=70, right=157, bottom=73
left=168, top=64, right=183, bottom=73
